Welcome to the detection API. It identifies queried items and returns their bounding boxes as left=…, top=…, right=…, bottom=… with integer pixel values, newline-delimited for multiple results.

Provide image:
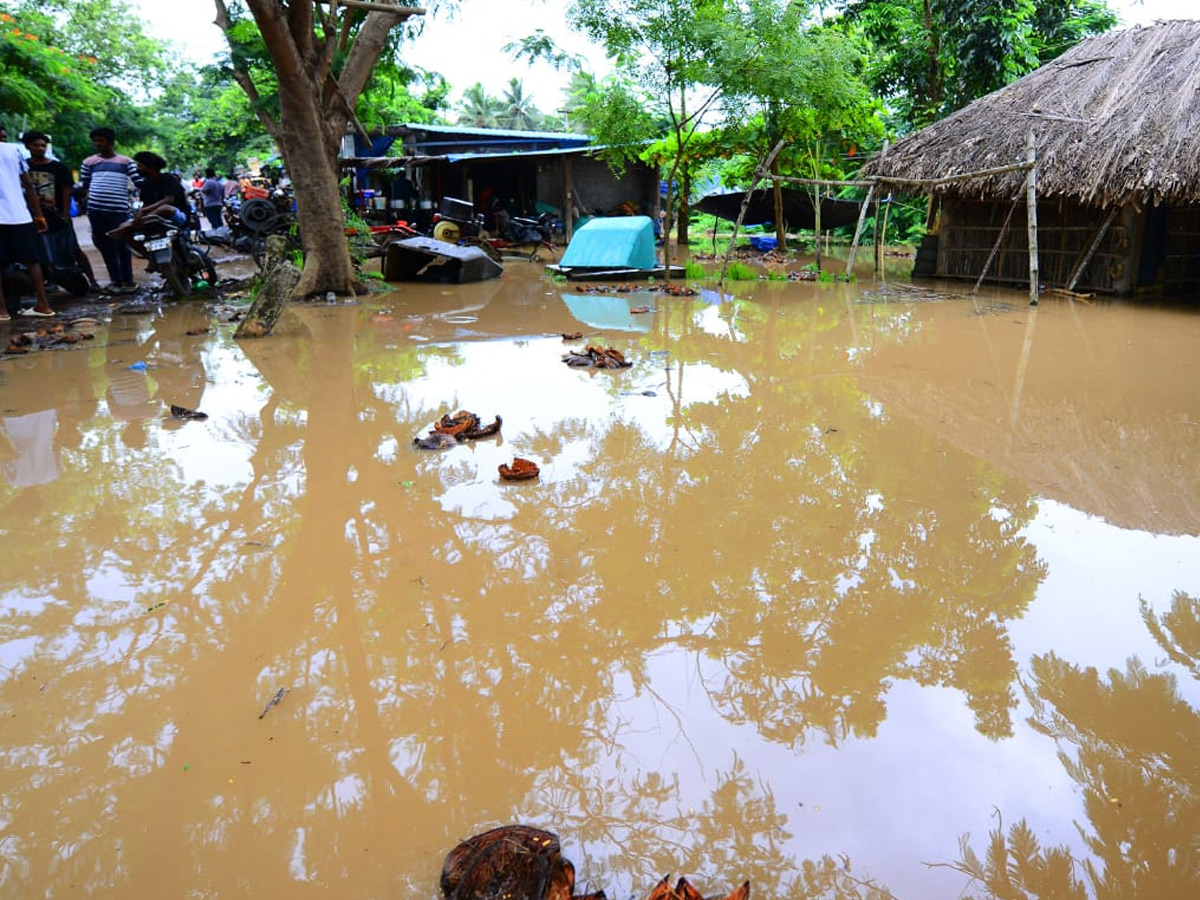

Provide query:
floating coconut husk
left=561, top=344, right=631, bottom=369
left=499, top=457, right=540, bottom=481
left=441, top=825, right=747, bottom=900
left=427, top=410, right=503, bottom=442
left=463, top=415, right=502, bottom=439
left=433, top=410, right=480, bottom=437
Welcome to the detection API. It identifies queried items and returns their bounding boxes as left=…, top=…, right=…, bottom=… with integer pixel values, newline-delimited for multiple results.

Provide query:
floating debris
left=562, top=344, right=631, bottom=369
left=414, top=432, right=459, bottom=450
left=441, top=825, right=748, bottom=900
left=169, top=404, right=208, bottom=421
left=574, top=283, right=697, bottom=296
left=560, top=331, right=584, bottom=340
left=258, top=687, right=288, bottom=719
left=415, top=410, right=503, bottom=449
left=499, top=458, right=540, bottom=481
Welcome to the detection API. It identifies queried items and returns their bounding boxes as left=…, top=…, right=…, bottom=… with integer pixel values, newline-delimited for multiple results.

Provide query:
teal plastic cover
left=559, top=216, right=657, bottom=269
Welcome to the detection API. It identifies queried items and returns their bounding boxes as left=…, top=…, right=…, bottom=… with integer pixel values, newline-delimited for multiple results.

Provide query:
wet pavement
left=1, top=255, right=1198, bottom=899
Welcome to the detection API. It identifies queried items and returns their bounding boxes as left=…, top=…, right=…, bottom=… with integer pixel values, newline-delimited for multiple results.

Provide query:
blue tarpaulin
left=559, top=216, right=657, bottom=270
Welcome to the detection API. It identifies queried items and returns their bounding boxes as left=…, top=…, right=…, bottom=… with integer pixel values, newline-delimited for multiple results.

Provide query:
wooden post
left=879, top=192, right=893, bottom=273
left=873, top=141, right=888, bottom=275
left=564, top=157, right=574, bottom=243
left=845, top=182, right=876, bottom=279
left=1025, top=129, right=1040, bottom=306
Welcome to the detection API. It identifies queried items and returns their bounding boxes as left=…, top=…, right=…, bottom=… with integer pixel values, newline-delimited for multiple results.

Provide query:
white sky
left=132, top=0, right=1199, bottom=118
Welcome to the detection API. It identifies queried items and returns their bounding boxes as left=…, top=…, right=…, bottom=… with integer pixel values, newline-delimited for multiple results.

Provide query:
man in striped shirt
left=79, top=127, right=141, bottom=294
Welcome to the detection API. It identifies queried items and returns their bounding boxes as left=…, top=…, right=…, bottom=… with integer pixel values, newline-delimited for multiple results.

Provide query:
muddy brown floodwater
left=1, top=259, right=1198, bottom=900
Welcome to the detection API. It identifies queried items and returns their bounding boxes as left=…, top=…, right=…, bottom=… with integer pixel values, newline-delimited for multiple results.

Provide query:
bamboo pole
left=719, top=140, right=785, bottom=287
left=879, top=192, right=892, bottom=275
left=1025, top=129, right=1040, bottom=306
left=845, top=183, right=876, bottom=279
left=973, top=193, right=1022, bottom=294
left=1065, top=206, right=1118, bottom=291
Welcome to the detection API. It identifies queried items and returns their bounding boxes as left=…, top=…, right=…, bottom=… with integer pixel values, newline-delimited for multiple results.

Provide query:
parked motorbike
left=224, top=191, right=298, bottom=266
left=430, top=196, right=487, bottom=244
left=1, top=216, right=92, bottom=313
left=130, top=214, right=218, bottom=296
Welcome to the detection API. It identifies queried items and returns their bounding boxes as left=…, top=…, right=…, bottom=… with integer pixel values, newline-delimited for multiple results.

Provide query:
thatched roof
left=860, top=20, right=1200, bottom=207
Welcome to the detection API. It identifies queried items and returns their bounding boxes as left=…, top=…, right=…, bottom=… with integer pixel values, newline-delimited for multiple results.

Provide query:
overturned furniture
left=546, top=216, right=684, bottom=281
left=384, top=236, right=502, bottom=283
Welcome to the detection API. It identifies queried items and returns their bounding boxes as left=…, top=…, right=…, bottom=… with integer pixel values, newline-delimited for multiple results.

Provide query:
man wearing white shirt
left=0, top=127, right=55, bottom=320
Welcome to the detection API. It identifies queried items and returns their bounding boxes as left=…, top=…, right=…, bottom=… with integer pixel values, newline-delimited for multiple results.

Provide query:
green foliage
left=576, top=77, right=662, bottom=174
left=726, top=261, right=758, bottom=281
left=840, top=0, right=1118, bottom=129
left=454, top=79, right=553, bottom=131
left=503, top=28, right=586, bottom=73
left=684, top=261, right=708, bottom=279
left=153, top=67, right=273, bottom=172
left=455, top=82, right=504, bottom=128
left=0, top=0, right=177, bottom=164
left=359, top=67, right=449, bottom=129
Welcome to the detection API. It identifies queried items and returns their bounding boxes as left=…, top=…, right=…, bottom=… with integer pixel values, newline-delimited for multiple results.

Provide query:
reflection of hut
left=341, top=124, right=659, bottom=240
left=860, top=307, right=1200, bottom=536
left=860, top=21, right=1200, bottom=298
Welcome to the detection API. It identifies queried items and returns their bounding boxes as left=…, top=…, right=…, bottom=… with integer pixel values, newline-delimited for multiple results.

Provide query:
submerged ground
left=1, top=257, right=1198, bottom=899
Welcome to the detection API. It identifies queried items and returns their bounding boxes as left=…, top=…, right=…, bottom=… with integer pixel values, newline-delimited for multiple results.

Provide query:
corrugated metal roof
left=397, top=123, right=593, bottom=142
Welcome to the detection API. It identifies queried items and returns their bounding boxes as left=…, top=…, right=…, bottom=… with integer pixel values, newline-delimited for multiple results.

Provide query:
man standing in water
left=0, top=131, right=56, bottom=320
left=79, top=127, right=140, bottom=295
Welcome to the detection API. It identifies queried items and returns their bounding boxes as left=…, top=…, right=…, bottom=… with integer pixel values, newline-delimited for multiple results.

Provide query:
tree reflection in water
left=949, top=591, right=1200, bottom=899
left=5, top=284, right=1186, bottom=900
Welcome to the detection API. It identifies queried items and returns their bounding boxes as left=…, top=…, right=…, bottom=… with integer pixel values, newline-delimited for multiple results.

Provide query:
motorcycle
left=130, top=214, right=219, bottom=296
left=430, top=196, right=487, bottom=245
left=223, top=190, right=298, bottom=266
left=493, top=212, right=563, bottom=261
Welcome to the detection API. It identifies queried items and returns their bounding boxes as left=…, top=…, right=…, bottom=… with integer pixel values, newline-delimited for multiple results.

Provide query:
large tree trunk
left=216, top=0, right=420, bottom=299
left=276, top=90, right=358, bottom=297
left=772, top=156, right=785, bottom=249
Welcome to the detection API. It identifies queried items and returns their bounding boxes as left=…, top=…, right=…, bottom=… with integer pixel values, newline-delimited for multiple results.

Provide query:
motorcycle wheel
left=161, top=261, right=191, bottom=297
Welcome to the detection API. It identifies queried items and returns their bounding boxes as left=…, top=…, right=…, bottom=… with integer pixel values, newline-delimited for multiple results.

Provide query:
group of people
left=0, top=124, right=226, bottom=318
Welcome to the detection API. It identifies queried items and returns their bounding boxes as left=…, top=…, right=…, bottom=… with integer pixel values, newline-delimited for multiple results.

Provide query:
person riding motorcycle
left=106, top=151, right=191, bottom=260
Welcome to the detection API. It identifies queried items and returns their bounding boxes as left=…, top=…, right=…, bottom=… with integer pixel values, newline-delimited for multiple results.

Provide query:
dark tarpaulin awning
left=694, top=188, right=862, bottom=230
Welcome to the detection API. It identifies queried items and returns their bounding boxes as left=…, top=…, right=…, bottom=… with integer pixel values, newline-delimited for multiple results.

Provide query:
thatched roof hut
left=860, top=21, right=1200, bottom=297
left=862, top=20, right=1200, bottom=207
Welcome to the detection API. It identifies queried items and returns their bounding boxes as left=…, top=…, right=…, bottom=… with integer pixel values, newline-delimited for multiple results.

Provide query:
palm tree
left=500, top=78, right=540, bottom=130
left=456, top=83, right=502, bottom=128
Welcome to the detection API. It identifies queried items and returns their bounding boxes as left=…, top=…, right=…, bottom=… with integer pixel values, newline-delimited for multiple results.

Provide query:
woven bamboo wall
left=938, top=198, right=1133, bottom=293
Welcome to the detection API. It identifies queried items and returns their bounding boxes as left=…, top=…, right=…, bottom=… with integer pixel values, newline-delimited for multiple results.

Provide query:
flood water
left=2, top=262, right=1198, bottom=900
